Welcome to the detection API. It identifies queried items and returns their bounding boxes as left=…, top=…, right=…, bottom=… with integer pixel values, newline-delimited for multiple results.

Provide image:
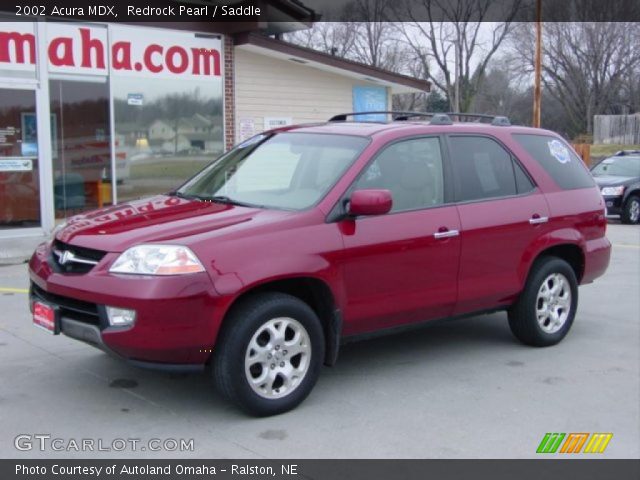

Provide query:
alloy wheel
left=244, top=317, right=311, bottom=399
left=536, top=273, right=572, bottom=334
left=629, top=199, right=640, bottom=223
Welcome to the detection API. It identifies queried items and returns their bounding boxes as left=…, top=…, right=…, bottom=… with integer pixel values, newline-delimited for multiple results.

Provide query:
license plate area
left=33, top=301, right=60, bottom=335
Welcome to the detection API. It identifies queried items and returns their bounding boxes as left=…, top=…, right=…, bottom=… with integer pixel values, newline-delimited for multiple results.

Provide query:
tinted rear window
left=512, top=134, right=594, bottom=190
left=449, top=136, right=518, bottom=202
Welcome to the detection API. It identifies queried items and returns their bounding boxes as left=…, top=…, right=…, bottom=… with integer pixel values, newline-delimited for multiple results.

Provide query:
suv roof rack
left=328, top=111, right=511, bottom=126
left=328, top=111, right=416, bottom=122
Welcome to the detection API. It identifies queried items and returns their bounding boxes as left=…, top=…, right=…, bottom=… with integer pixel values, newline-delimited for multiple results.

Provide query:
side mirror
left=348, top=189, right=393, bottom=217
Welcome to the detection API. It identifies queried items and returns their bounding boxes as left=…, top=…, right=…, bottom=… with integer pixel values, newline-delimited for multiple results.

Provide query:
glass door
left=49, top=76, right=112, bottom=219
left=0, top=86, right=41, bottom=229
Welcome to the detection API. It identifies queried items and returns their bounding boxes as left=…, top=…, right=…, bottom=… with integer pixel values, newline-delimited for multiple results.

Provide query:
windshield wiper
left=209, top=195, right=261, bottom=208
left=169, top=191, right=205, bottom=201
left=170, top=191, right=261, bottom=208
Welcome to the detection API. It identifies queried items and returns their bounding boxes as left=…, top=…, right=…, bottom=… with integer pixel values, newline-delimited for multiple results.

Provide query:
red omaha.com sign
left=0, top=24, right=222, bottom=78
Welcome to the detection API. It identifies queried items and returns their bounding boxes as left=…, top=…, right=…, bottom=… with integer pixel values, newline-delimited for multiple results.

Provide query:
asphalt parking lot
left=0, top=223, right=638, bottom=459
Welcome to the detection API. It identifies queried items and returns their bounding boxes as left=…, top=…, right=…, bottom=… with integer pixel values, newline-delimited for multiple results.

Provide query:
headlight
left=109, top=245, right=205, bottom=275
left=601, top=186, right=625, bottom=196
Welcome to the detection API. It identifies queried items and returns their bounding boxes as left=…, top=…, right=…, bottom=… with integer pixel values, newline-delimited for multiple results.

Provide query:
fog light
left=106, top=306, right=136, bottom=327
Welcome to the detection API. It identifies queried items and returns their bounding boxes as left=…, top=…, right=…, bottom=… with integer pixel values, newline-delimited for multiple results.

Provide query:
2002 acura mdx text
left=29, top=112, right=611, bottom=416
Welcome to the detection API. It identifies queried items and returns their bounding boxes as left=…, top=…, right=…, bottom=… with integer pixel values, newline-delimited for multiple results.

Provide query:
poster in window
left=21, top=113, right=38, bottom=156
left=20, top=113, right=57, bottom=158
left=238, top=118, right=256, bottom=142
left=353, top=86, right=387, bottom=122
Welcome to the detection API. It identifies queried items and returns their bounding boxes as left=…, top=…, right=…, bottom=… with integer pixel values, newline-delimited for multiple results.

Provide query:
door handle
left=529, top=215, right=549, bottom=225
left=434, top=229, right=460, bottom=239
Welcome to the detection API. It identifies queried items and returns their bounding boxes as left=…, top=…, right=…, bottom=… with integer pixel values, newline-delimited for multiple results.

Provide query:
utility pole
left=454, top=38, right=460, bottom=113
left=532, top=0, right=542, bottom=127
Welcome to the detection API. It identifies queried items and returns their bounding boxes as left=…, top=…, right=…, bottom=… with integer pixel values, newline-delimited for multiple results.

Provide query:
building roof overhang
left=234, top=33, right=431, bottom=94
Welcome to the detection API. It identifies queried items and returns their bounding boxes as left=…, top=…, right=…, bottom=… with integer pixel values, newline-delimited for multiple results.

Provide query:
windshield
left=592, top=156, right=640, bottom=177
left=176, top=132, right=368, bottom=210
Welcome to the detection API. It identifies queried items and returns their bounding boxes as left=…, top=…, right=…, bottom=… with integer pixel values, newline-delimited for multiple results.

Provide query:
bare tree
left=510, top=21, right=640, bottom=135
left=394, top=0, right=521, bottom=112
left=284, top=21, right=357, bottom=58
left=348, top=1, right=402, bottom=70
left=393, top=51, right=431, bottom=110
left=284, top=1, right=404, bottom=73
left=623, top=71, right=640, bottom=113
left=473, top=67, right=516, bottom=115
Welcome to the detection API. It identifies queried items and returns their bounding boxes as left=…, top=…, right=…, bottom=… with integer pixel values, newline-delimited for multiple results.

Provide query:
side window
left=355, top=137, right=445, bottom=212
left=513, top=160, right=536, bottom=194
left=449, top=136, right=519, bottom=202
left=512, top=134, right=595, bottom=190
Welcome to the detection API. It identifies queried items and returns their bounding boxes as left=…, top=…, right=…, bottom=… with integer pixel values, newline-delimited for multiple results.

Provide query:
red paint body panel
left=454, top=192, right=551, bottom=315
left=29, top=248, right=221, bottom=363
left=28, top=122, right=611, bottom=366
left=338, top=206, right=461, bottom=335
left=348, top=189, right=393, bottom=216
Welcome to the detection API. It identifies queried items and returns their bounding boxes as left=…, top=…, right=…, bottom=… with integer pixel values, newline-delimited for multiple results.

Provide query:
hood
left=593, top=175, right=638, bottom=187
left=56, top=195, right=279, bottom=252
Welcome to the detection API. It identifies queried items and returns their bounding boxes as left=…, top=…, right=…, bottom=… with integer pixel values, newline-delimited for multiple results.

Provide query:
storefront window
left=1, top=21, right=225, bottom=231
left=111, top=26, right=224, bottom=203
left=0, top=88, right=40, bottom=228
left=113, top=79, right=223, bottom=203
left=0, top=21, right=40, bottom=229
left=49, top=78, right=112, bottom=219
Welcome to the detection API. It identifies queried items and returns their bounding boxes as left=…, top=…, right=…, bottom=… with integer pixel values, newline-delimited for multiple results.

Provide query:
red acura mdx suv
left=29, top=112, right=611, bottom=416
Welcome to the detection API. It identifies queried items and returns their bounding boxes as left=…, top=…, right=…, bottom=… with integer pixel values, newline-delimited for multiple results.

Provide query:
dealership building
left=0, top=10, right=429, bottom=261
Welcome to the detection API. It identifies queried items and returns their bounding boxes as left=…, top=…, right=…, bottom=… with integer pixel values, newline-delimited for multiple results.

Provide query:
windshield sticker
left=548, top=140, right=571, bottom=164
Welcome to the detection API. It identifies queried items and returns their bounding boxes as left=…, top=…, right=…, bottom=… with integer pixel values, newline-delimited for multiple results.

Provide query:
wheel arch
left=217, top=275, right=342, bottom=366
left=623, top=185, right=640, bottom=203
left=623, top=188, right=640, bottom=208
left=527, top=242, right=585, bottom=285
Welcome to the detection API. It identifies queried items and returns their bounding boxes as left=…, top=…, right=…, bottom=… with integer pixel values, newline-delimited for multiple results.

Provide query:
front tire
left=508, top=256, right=578, bottom=347
left=212, top=293, right=324, bottom=416
left=621, top=195, right=640, bottom=224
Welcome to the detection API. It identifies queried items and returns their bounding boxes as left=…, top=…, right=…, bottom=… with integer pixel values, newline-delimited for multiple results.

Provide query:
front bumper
left=28, top=241, right=224, bottom=368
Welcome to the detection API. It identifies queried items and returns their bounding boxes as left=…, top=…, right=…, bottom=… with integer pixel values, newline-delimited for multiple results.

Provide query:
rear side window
left=448, top=136, right=528, bottom=202
left=514, top=161, right=536, bottom=194
left=512, top=134, right=595, bottom=190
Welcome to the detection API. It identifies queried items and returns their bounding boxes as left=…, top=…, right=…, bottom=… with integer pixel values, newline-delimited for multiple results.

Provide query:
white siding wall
left=235, top=49, right=390, bottom=142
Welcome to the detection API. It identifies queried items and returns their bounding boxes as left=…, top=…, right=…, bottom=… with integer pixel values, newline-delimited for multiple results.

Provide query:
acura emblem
left=52, top=248, right=98, bottom=267
left=58, top=250, right=74, bottom=265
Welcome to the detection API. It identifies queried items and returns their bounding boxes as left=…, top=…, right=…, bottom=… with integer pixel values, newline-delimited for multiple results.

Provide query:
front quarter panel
left=185, top=211, right=346, bottom=361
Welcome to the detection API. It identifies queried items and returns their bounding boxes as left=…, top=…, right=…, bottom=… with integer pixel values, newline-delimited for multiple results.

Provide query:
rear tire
left=508, top=256, right=578, bottom=347
left=212, top=292, right=324, bottom=416
left=621, top=195, right=640, bottom=224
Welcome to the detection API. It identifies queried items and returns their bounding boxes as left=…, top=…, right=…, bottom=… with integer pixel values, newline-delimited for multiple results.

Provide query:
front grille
left=31, top=283, right=102, bottom=327
left=50, top=240, right=107, bottom=274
